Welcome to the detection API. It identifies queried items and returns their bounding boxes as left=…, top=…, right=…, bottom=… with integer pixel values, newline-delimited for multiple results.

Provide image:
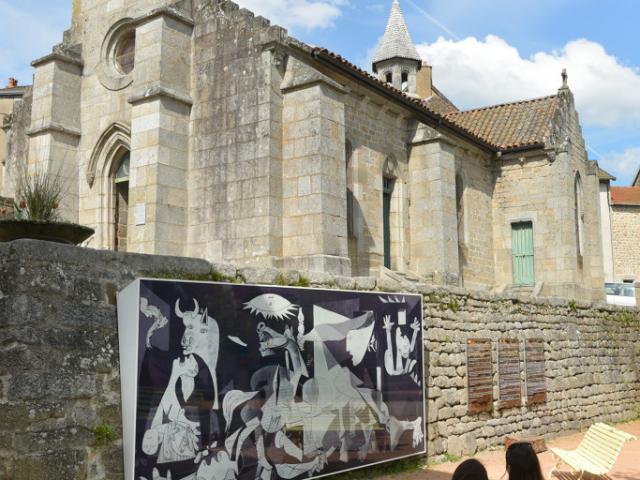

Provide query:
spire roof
left=373, top=1, right=421, bottom=67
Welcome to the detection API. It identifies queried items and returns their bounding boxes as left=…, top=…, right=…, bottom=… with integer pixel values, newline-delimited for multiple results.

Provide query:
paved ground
left=404, top=420, right=640, bottom=480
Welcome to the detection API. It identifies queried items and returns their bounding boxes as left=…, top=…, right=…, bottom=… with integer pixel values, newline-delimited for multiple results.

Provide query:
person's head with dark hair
left=505, top=442, right=544, bottom=480
left=452, top=458, right=489, bottom=480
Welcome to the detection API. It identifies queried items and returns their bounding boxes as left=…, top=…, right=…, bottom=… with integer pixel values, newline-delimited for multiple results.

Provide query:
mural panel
left=117, top=280, right=425, bottom=480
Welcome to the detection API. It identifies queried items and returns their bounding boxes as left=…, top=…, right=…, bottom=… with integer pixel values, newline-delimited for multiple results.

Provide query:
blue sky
left=2, top=0, right=639, bottom=184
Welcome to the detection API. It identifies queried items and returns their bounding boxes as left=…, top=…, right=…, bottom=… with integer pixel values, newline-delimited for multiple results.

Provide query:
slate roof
left=598, top=168, right=616, bottom=182
left=443, top=96, right=559, bottom=150
left=0, top=85, right=29, bottom=98
left=611, top=187, right=640, bottom=206
left=633, top=167, right=640, bottom=187
left=373, top=1, right=421, bottom=67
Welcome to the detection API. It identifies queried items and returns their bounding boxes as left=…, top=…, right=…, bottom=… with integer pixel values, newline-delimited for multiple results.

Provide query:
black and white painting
left=117, top=280, right=425, bottom=480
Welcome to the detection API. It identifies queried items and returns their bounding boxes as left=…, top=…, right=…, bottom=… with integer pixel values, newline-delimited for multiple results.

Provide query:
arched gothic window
left=575, top=172, right=584, bottom=258
left=346, top=141, right=355, bottom=236
left=455, top=174, right=465, bottom=285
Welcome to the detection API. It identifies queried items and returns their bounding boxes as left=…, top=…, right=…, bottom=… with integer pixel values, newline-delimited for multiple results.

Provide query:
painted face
left=397, top=333, right=411, bottom=358
left=142, top=429, right=160, bottom=455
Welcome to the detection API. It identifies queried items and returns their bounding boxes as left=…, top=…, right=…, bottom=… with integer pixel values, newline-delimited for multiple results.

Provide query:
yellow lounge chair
left=549, top=422, right=637, bottom=479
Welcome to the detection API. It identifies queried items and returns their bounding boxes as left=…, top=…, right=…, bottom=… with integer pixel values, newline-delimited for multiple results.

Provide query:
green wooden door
left=512, top=222, right=535, bottom=285
left=383, top=178, right=394, bottom=269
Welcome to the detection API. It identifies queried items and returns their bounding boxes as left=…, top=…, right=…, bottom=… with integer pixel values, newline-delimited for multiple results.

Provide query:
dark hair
left=452, top=459, right=489, bottom=480
left=506, top=442, right=544, bottom=480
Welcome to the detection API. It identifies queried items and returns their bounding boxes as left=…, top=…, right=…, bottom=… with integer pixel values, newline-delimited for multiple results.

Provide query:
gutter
left=311, top=49, right=497, bottom=154
left=499, top=143, right=545, bottom=155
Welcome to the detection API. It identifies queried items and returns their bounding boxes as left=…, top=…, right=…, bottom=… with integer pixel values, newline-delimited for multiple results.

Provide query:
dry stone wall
left=1, top=240, right=638, bottom=478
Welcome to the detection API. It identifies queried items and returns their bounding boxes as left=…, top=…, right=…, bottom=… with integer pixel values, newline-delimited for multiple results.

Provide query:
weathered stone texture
left=611, top=204, right=640, bottom=281
left=0, top=196, right=12, bottom=219
left=1, top=240, right=638, bottom=477
left=188, top=3, right=286, bottom=267
left=1, top=89, right=32, bottom=200
left=343, top=87, right=412, bottom=276
left=454, top=147, right=494, bottom=288
left=7, top=1, right=608, bottom=304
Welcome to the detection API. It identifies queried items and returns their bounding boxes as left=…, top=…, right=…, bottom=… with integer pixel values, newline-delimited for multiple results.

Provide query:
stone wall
left=424, top=290, right=639, bottom=458
left=1, top=240, right=638, bottom=478
left=611, top=204, right=640, bottom=281
left=455, top=148, right=494, bottom=289
left=342, top=82, right=414, bottom=277
left=2, top=89, right=31, bottom=200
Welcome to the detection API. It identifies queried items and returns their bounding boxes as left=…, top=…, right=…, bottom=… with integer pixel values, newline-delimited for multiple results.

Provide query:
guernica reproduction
left=117, top=280, right=426, bottom=480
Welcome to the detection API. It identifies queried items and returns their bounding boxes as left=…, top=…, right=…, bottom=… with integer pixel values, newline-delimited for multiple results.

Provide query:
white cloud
left=416, top=35, right=640, bottom=128
left=236, top=0, right=346, bottom=31
left=600, top=147, right=640, bottom=180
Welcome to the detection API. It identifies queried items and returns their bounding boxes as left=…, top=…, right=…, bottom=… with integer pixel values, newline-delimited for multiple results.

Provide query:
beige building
left=0, top=78, right=28, bottom=201
left=610, top=185, right=640, bottom=283
left=5, top=0, right=606, bottom=300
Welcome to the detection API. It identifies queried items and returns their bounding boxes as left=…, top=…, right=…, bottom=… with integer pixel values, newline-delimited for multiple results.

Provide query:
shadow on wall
left=349, top=190, right=378, bottom=277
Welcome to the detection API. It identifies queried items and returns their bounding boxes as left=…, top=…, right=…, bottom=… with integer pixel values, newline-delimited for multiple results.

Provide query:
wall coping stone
left=26, top=122, right=81, bottom=138
left=128, top=85, right=193, bottom=107
left=31, top=52, right=84, bottom=69
left=134, top=6, right=195, bottom=29
left=2, top=239, right=638, bottom=314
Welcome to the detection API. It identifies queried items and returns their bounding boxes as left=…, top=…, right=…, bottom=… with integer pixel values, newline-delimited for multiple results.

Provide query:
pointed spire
left=373, top=1, right=421, bottom=68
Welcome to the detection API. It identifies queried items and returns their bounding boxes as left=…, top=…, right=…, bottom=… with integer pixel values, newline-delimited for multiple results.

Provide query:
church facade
left=5, top=0, right=605, bottom=300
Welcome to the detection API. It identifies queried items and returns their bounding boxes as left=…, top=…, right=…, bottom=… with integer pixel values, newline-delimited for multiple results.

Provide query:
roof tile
left=444, top=96, right=558, bottom=149
left=611, top=187, right=640, bottom=206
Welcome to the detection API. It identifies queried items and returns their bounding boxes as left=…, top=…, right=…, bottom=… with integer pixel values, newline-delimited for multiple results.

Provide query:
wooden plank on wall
left=466, top=338, right=493, bottom=413
left=498, top=338, right=522, bottom=408
left=525, top=338, right=546, bottom=404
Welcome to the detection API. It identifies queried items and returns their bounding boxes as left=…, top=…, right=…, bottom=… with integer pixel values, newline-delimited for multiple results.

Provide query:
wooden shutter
left=466, top=339, right=493, bottom=413
left=498, top=339, right=522, bottom=408
left=525, top=339, right=546, bottom=404
left=512, top=222, right=535, bottom=285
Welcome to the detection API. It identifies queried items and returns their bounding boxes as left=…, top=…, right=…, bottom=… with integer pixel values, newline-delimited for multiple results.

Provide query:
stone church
left=4, top=0, right=606, bottom=300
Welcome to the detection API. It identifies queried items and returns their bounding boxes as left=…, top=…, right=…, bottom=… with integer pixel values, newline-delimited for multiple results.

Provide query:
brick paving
left=404, top=420, right=640, bottom=480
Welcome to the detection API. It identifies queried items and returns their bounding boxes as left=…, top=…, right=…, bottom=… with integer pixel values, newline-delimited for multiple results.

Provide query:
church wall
left=187, top=4, right=286, bottom=267
left=454, top=149, right=495, bottom=289
left=342, top=90, right=413, bottom=276
left=493, top=153, right=570, bottom=293
left=564, top=101, right=605, bottom=298
left=492, top=146, right=604, bottom=301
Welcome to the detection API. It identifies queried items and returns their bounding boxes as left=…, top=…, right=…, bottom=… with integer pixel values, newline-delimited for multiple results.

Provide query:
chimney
left=7, top=78, right=18, bottom=88
left=416, top=62, right=432, bottom=100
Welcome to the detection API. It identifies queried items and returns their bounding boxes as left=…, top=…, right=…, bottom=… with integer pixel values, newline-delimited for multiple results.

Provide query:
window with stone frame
left=574, top=172, right=585, bottom=261
left=455, top=173, right=465, bottom=285
left=114, top=151, right=130, bottom=252
left=346, top=141, right=355, bottom=236
left=114, top=31, right=136, bottom=75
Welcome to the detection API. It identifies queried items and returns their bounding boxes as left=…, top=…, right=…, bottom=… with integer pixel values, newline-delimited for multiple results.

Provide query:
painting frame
left=117, top=279, right=426, bottom=480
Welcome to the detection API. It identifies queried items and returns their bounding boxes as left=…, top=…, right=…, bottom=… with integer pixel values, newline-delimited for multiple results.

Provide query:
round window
left=114, top=31, right=136, bottom=75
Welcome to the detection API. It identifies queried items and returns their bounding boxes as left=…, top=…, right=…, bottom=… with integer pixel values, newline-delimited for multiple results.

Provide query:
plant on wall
left=0, top=166, right=94, bottom=245
left=13, top=168, right=65, bottom=222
